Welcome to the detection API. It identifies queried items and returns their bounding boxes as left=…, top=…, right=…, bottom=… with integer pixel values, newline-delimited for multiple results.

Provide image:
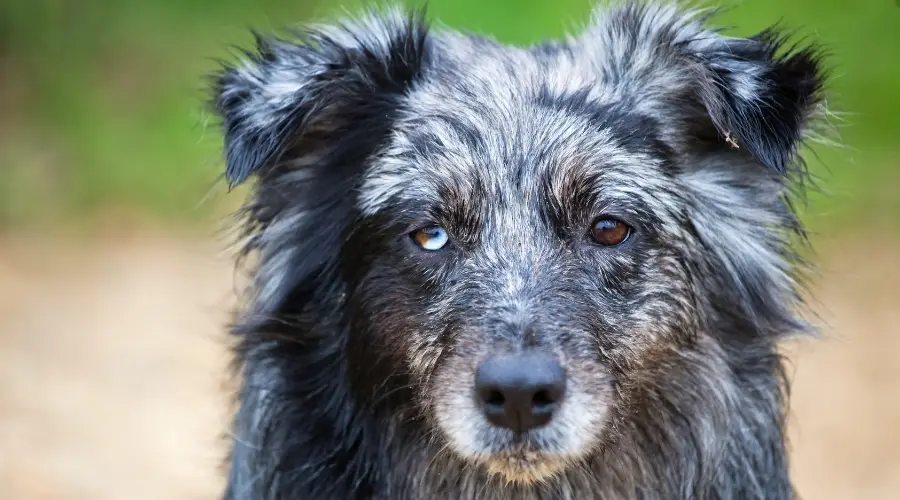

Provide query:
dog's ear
left=212, top=9, right=430, bottom=188
left=579, top=3, right=826, bottom=176
left=691, top=28, right=826, bottom=175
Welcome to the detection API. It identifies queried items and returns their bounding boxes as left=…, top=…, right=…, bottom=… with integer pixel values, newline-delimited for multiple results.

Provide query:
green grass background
left=1, top=0, right=897, bottom=232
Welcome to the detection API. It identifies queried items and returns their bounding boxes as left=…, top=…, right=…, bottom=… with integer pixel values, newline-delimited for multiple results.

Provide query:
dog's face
left=215, top=3, right=824, bottom=485
left=353, top=73, right=697, bottom=481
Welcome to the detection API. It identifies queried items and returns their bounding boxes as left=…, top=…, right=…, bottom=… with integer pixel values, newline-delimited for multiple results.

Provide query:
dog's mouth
left=479, top=446, right=570, bottom=484
left=461, top=433, right=577, bottom=484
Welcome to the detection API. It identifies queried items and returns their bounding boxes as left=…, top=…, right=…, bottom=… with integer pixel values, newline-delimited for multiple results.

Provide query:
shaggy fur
left=211, top=2, right=827, bottom=499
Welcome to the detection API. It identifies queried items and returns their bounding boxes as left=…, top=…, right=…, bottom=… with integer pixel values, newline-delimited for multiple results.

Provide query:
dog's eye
left=411, top=226, right=449, bottom=251
left=589, top=217, right=632, bottom=246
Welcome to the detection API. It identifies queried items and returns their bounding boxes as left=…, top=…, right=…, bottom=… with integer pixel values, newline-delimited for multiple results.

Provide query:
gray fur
left=212, top=2, right=827, bottom=499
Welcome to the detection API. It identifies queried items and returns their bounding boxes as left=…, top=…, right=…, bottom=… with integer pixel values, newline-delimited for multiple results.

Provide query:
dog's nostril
left=485, top=390, right=505, bottom=407
left=532, top=389, right=554, bottom=408
left=474, top=351, right=566, bottom=433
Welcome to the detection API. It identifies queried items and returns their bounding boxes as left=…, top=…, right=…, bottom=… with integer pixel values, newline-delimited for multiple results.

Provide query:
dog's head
left=214, top=3, right=825, bottom=485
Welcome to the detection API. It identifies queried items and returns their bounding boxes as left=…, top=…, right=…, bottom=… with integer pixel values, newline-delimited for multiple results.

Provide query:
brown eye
left=590, top=217, right=632, bottom=246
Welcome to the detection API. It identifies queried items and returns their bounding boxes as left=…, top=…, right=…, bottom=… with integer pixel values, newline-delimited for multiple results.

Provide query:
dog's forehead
left=356, top=32, right=673, bottom=217
left=423, top=33, right=604, bottom=106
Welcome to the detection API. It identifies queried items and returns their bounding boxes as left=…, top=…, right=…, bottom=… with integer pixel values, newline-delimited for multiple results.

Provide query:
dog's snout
left=474, top=352, right=566, bottom=433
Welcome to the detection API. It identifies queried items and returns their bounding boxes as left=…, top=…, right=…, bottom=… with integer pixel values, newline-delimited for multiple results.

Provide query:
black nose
left=474, top=352, right=566, bottom=433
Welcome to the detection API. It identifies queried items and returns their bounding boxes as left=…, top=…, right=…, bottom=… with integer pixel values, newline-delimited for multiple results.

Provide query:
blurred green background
left=1, top=0, right=897, bottom=233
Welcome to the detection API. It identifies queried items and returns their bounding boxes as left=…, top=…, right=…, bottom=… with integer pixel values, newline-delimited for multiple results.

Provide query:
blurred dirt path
left=0, top=232, right=234, bottom=500
left=0, top=232, right=897, bottom=499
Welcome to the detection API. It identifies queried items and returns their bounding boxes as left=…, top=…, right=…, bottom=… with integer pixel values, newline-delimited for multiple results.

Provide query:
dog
left=211, top=2, right=827, bottom=498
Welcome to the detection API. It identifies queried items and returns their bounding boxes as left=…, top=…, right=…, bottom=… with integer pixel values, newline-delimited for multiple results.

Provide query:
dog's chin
left=480, top=450, right=569, bottom=485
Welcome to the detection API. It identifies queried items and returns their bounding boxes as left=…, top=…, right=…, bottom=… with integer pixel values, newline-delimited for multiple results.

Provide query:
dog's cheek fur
left=340, top=213, right=463, bottom=411
left=681, top=163, right=809, bottom=340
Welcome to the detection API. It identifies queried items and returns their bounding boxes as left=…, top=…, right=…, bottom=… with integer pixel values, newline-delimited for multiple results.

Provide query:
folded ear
left=692, top=28, right=826, bottom=175
left=211, top=9, right=430, bottom=187
left=579, top=3, right=826, bottom=176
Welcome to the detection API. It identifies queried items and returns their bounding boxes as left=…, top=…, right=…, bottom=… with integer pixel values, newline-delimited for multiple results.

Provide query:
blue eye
left=411, top=226, right=449, bottom=251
